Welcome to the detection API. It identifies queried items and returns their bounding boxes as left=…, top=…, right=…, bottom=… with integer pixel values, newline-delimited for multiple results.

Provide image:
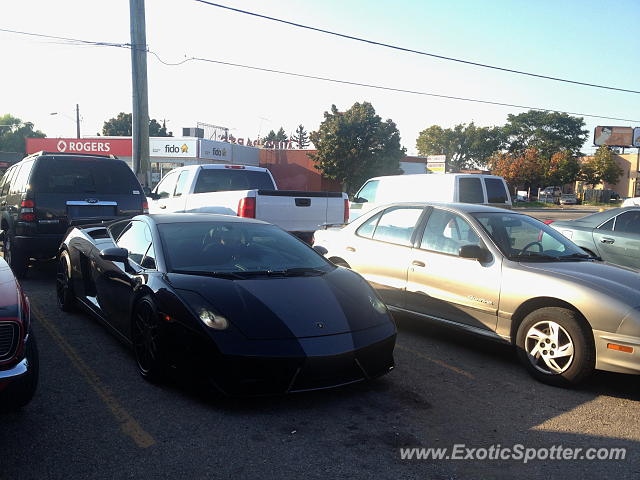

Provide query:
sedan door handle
left=600, top=237, right=615, bottom=244
left=412, top=260, right=426, bottom=267
left=159, top=204, right=167, bottom=209
left=346, top=246, right=356, bottom=252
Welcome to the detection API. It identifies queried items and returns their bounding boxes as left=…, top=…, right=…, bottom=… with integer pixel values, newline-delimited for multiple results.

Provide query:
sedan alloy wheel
left=524, top=320, right=574, bottom=374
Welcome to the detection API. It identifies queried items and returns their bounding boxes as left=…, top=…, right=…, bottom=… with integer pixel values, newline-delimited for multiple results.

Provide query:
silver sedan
left=313, top=202, right=640, bottom=387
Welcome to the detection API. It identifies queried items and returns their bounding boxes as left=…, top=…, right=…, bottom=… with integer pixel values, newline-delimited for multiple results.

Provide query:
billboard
left=149, top=138, right=197, bottom=158
left=633, top=128, right=640, bottom=148
left=426, top=154, right=446, bottom=174
left=199, top=139, right=231, bottom=161
left=25, top=137, right=132, bottom=156
left=593, top=126, right=633, bottom=147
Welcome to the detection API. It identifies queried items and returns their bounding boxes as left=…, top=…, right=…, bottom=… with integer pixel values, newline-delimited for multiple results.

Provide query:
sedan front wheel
left=516, top=307, right=595, bottom=387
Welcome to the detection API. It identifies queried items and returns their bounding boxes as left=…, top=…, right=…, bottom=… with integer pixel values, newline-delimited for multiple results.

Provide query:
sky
left=2, top=0, right=639, bottom=155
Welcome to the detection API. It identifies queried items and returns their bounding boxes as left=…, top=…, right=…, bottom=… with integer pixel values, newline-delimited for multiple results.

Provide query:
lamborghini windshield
left=158, top=221, right=332, bottom=274
left=471, top=212, right=590, bottom=261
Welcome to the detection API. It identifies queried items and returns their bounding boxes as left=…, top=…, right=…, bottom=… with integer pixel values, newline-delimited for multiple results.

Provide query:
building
left=575, top=153, right=640, bottom=199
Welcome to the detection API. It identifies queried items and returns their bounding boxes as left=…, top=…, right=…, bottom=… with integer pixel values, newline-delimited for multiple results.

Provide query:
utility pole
left=129, top=0, right=151, bottom=187
left=75, top=104, right=81, bottom=139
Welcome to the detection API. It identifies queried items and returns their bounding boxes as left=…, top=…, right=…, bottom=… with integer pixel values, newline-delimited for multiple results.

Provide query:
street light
left=50, top=104, right=81, bottom=139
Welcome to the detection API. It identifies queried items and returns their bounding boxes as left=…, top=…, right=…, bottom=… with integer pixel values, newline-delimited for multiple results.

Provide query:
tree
left=503, top=110, right=588, bottom=158
left=102, top=113, right=172, bottom=136
left=310, top=102, right=405, bottom=194
left=579, top=146, right=623, bottom=188
left=275, top=127, right=288, bottom=142
left=261, top=127, right=288, bottom=145
left=292, top=124, right=310, bottom=149
left=415, top=122, right=503, bottom=171
left=487, top=148, right=544, bottom=190
left=0, top=114, right=46, bottom=154
left=543, top=150, right=581, bottom=187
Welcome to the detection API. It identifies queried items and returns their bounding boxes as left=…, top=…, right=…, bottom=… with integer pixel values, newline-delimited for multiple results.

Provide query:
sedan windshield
left=471, top=212, right=590, bottom=261
left=158, top=222, right=332, bottom=274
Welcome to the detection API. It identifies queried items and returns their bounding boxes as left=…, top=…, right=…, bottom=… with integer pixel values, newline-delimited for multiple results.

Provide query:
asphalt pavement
left=1, top=210, right=639, bottom=480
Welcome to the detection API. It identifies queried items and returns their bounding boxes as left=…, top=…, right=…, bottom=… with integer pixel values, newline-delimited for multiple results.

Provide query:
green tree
left=292, top=124, right=310, bottom=149
left=0, top=114, right=46, bottom=154
left=310, top=102, right=405, bottom=194
left=261, top=127, right=288, bottom=145
left=503, top=110, right=588, bottom=158
left=102, top=113, right=172, bottom=136
left=415, top=122, right=503, bottom=171
left=275, top=127, right=288, bottom=142
left=579, top=146, right=623, bottom=187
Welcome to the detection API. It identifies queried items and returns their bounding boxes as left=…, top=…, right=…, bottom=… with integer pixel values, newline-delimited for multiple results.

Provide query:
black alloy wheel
left=132, top=296, right=166, bottom=382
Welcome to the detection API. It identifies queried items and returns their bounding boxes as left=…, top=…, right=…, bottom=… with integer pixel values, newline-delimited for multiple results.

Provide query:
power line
left=0, top=27, right=129, bottom=49
left=180, top=55, right=640, bottom=123
left=193, top=0, right=640, bottom=95
left=2, top=26, right=638, bottom=123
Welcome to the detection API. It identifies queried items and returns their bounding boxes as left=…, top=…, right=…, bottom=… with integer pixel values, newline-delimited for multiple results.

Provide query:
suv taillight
left=343, top=198, right=349, bottom=224
left=142, top=200, right=149, bottom=214
left=237, top=197, right=256, bottom=218
left=20, top=200, right=36, bottom=222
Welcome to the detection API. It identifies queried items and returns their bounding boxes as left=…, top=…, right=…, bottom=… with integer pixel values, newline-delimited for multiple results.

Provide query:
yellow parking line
left=31, top=302, right=156, bottom=449
left=396, top=343, right=475, bottom=380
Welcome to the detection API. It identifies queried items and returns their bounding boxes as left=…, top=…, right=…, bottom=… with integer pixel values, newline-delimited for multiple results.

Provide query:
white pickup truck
left=147, top=164, right=348, bottom=242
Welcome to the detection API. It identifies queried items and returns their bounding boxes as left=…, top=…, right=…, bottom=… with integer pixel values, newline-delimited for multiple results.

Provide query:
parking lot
left=1, top=207, right=639, bottom=480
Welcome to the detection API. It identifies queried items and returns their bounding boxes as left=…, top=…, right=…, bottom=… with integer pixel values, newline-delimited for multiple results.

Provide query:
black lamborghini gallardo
left=56, top=213, right=396, bottom=395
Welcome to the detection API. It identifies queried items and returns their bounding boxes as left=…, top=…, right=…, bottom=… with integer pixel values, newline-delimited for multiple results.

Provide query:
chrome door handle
left=600, top=237, right=615, bottom=244
left=412, top=260, right=426, bottom=267
left=346, top=246, right=356, bottom=252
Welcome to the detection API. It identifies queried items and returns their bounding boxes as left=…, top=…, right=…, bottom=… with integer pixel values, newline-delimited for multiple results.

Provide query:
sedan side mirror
left=459, top=244, right=488, bottom=261
left=352, top=197, right=367, bottom=204
left=147, top=191, right=161, bottom=201
left=99, top=247, right=129, bottom=263
left=143, top=186, right=152, bottom=196
left=313, top=245, right=328, bottom=256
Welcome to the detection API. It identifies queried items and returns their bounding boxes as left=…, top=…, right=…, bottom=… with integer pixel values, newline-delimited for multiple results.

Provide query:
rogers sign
left=26, top=137, right=133, bottom=157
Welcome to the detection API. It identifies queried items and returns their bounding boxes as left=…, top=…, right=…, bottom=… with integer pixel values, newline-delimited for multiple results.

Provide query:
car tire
left=515, top=307, right=595, bottom=387
left=56, top=250, right=76, bottom=312
left=132, top=296, right=167, bottom=383
left=0, top=331, right=39, bottom=412
left=3, top=233, right=28, bottom=279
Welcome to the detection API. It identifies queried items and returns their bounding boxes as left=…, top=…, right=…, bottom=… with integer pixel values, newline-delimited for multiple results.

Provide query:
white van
left=350, top=173, right=512, bottom=220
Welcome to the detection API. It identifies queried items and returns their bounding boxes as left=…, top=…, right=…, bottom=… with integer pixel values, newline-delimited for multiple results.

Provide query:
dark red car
left=0, top=257, right=38, bottom=411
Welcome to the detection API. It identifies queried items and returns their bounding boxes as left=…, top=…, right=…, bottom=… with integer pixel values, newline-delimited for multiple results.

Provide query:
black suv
left=0, top=152, right=147, bottom=277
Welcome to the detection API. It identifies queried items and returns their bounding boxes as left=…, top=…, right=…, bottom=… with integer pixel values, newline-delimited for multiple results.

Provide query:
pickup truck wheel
left=516, top=307, right=594, bottom=387
left=56, top=251, right=76, bottom=312
left=0, top=332, right=39, bottom=412
left=3, top=234, right=28, bottom=279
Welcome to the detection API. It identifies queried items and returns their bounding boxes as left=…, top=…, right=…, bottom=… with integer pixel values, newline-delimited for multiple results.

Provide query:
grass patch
left=513, top=201, right=557, bottom=208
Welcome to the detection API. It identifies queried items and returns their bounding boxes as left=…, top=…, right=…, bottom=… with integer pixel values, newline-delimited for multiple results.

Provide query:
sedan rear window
left=30, top=158, right=141, bottom=194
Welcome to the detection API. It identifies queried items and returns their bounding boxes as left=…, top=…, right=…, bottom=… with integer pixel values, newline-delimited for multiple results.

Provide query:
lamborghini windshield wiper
left=171, top=269, right=246, bottom=280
